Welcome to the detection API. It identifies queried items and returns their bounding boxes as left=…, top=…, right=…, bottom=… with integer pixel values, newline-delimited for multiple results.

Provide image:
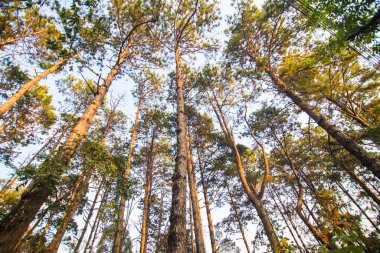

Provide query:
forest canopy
left=0, top=0, right=379, bottom=252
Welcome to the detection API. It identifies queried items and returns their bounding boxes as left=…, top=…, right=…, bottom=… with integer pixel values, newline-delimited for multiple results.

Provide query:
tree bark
left=0, top=37, right=134, bottom=253
left=113, top=94, right=142, bottom=253
left=189, top=203, right=196, bottom=253
left=74, top=185, right=102, bottom=253
left=0, top=54, right=74, bottom=118
left=167, top=47, right=188, bottom=253
left=207, top=91, right=280, bottom=252
left=140, top=130, right=155, bottom=253
left=186, top=140, right=206, bottom=253
left=197, top=148, right=217, bottom=253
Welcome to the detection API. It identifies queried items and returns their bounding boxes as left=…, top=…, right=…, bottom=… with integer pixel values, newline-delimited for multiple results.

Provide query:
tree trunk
left=0, top=38, right=133, bottom=253
left=74, top=185, right=102, bottom=253
left=140, top=130, right=155, bottom=253
left=167, top=47, right=188, bottom=253
left=226, top=182, right=252, bottom=253
left=189, top=203, right=196, bottom=253
left=196, top=148, right=217, bottom=253
left=0, top=54, right=74, bottom=118
left=84, top=191, right=108, bottom=253
left=262, top=65, right=380, bottom=178
left=186, top=140, right=206, bottom=253
left=113, top=94, right=142, bottom=253
left=155, top=189, right=165, bottom=253
left=207, top=91, right=280, bottom=252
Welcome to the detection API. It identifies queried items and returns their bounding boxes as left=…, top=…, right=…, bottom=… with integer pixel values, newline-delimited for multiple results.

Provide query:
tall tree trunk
left=113, top=94, right=142, bottom=253
left=155, top=189, right=165, bottom=253
left=167, top=47, right=188, bottom=253
left=47, top=106, right=116, bottom=253
left=186, top=140, right=206, bottom=253
left=196, top=148, right=217, bottom=253
left=0, top=37, right=134, bottom=253
left=189, top=203, right=196, bottom=253
left=260, top=62, right=380, bottom=178
left=0, top=54, right=75, bottom=118
left=226, top=182, right=252, bottom=253
left=140, top=130, right=155, bottom=253
left=207, top=91, right=280, bottom=251
left=74, top=185, right=102, bottom=253
left=84, top=191, right=108, bottom=253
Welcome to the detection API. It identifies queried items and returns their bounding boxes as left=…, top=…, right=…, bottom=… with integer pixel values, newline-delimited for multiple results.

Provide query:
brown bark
left=0, top=37, right=134, bottom=253
left=261, top=64, right=380, bottom=178
left=167, top=47, right=188, bottom=253
left=113, top=95, right=142, bottom=253
left=207, top=91, right=280, bottom=251
left=140, top=130, right=155, bottom=253
left=0, top=54, right=74, bottom=118
left=74, top=185, right=102, bottom=253
left=226, top=182, right=252, bottom=253
left=186, top=140, right=206, bottom=253
left=197, top=148, right=217, bottom=253
left=155, top=189, right=165, bottom=253
left=189, top=203, right=196, bottom=253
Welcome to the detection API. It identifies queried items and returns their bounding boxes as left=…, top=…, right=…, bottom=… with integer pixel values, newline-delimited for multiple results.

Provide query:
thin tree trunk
left=113, top=94, right=142, bottom=253
left=186, top=139, right=205, bottom=253
left=197, top=148, right=217, bottom=253
left=84, top=191, right=108, bottom=253
left=270, top=188, right=305, bottom=252
left=155, top=189, right=165, bottom=253
left=207, top=91, right=280, bottom=251
left=189, top=203, right=196, bottom=253
left=140, top=130, right=155, bottom=253
left=0, top=36, right=135, bottom=252
left=226, top=182, right=252, bottom=253
left=0, top=54, right=75, bottom=118
left=74, top=185, right=102, bottom=253
left=260, top=62, right=380, bottom=178
left=337, top=182, right=380, bottom=233
left=167, top=47, right=188, bottom=253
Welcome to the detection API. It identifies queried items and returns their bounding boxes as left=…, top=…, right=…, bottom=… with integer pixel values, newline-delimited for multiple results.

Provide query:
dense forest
left=0, top=0, right=379, bottom=252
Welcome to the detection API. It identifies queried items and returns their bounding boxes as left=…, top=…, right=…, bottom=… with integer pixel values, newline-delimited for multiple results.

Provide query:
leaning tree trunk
left=0, top=37, right=134, bottom=253
left=208, top=91, right=280, bottom=252
left=186, top=140, right=205, bottom=253
left=73, top=185, right=102, bottom=253
left=226, top=182, right=252, bottom=253
left=167, top=47, right=188, bottom=253
left=113, top=95, right=142, bottom=253
left=0, top=53, right=75, bottom=118
left=261, top=62, right=380, bottom=178
left=197, top=148, right=217, bottom=253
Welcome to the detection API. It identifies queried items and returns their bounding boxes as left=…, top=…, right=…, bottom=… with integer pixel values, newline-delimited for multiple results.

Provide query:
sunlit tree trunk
left=189, top=203, right=196, bottom=253
left=0, top=54, right=75, bottom=118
